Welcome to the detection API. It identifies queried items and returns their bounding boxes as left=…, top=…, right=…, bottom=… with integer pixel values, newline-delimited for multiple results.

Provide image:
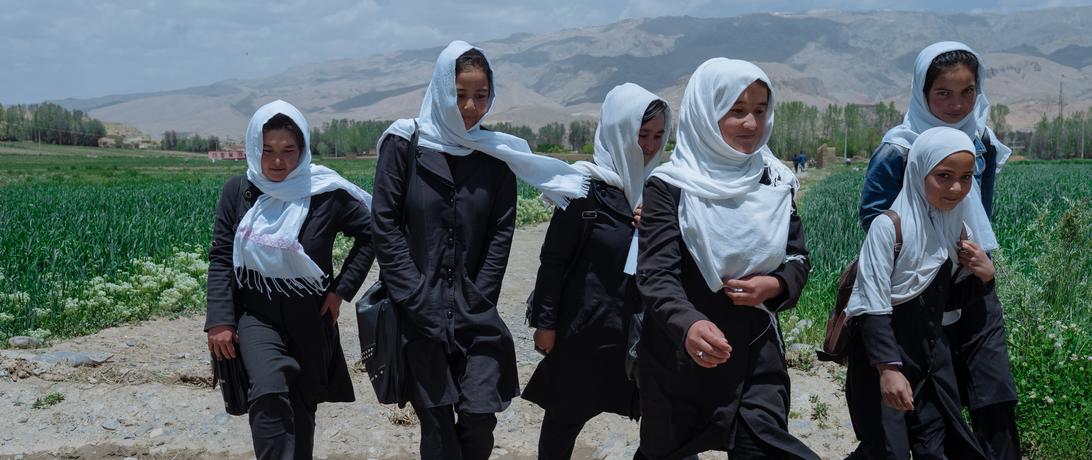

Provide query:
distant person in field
left=794, top=150, right=807, bottom=172
left=371, top=40, right=588, bottom=460
left=205, top=100, right=376, bottom=459
left=633, top=58, right=818, bottom=460
left=846, top=127, right=996, bottom=459
left=522, top=83, right=669, bottom=459
left=858, top=41, right=1019, bottom=460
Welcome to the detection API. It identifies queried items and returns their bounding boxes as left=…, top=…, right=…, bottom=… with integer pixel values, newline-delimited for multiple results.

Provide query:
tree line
left=9, top=99, right=1071, bottom=160
left=303, top=118, right=600, bottom=157
left=1023, top=108, right=1091, bottom=159
left=0, top=102, right=106, bottom=146
left=160, top=130, right=222, bottom=153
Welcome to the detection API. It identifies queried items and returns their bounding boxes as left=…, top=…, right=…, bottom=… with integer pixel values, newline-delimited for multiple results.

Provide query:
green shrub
left=997, top=201, right=1092, bottom=459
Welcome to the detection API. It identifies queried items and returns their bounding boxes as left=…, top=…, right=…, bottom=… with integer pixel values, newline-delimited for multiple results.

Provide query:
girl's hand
left=878, top=364, right=915, bottom=411
left=956, top=240, right=995, bottom=283
left=684, top=320, right=733, bottom=368
left=722, top=275, right=783, bottom=306
left=320, top=292, right=344, bottom=325
left=632, top=205, right=643, bottom=228
left=207, top=325, right=239, bottom=360
left=533, top=329, right=556, bottom=355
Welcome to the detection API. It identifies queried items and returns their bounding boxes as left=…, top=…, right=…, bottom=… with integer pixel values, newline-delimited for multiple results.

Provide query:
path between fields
left=0, top=222, right=857, bottom=459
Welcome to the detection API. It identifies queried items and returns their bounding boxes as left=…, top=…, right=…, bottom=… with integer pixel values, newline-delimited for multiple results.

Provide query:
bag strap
left=881, top=209, right=903, bottom=260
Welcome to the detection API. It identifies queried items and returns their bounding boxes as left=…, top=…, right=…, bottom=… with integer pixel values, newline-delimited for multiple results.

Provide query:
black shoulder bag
left=356, top=123, right=419, bottom=405
left=211, top=348, right=249, bottom=416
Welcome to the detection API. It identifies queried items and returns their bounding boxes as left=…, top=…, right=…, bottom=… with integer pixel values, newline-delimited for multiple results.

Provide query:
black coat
left=205, top=176, right=374, bottom=406
left=371, top=135, right=520, bottom=412
left=635, top=177, right=818, bottom=460
left=522, top=180, right=641, bottom=420
left=846, top=260, right=989, bottom=460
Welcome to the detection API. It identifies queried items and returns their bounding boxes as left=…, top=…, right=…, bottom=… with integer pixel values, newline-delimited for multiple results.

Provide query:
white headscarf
left=847, top=127, right=999, bottom=317
left=882, top=41, right=1013, bottom=173
left=650, top=58, right=799, bottom=292
left=234, top=100, right=373, bottom=296
left=377, top=40, right=589, bottom=208
left=572, top=83, right=669, bottom=211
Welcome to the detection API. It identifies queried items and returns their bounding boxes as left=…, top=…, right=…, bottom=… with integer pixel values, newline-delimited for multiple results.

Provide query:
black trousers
left=248, top=391, right=317, bottom=460
left=845, top=383, right=956, bottom=460
left=970, top=402, right=1021, bottom=460
left=537, top=411, right=596, bottom=460
left=414, top=403, right=498, bottom=460
left=946, top=289, right=1021, bottom=460
left=632, top=419, right=784, bottom=460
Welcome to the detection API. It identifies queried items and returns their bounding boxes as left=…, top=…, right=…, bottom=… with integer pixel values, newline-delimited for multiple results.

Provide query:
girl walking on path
left=205, top=100, right=376, bottom=460
left=523, top=83, right=669, bottom=459
left=859, top=41, right=1019, bottom=460
left=633, top=58, right=818, bottom=460
left=370, top=40, right=588, bottom=460
left=846, top=126, right=995, bottom=459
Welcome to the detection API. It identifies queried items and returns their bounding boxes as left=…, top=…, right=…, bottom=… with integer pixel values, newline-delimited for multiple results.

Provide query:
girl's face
left=718, top=82, right=768, bottom=154
left=924, top=151, right=975, bottom=211
left=638, top=113, right=666, bottom=166
left=261, top=129, right=301, bottom=182
left=455, top=68, right=490, bottom=130
left=927, top=64, right=977, bottom=124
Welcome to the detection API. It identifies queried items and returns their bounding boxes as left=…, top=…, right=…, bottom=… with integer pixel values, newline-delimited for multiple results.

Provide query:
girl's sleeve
left=527, top=198, right=586, bottom=329
left=205, top=177, right=242, bottom=331
left=331, top=191, right=375, bottom=301
left=766, top=201, right=810, bottom=312
left=846, top=214, right=902, bottom=366
left=637, top=177, right=708, bottom=350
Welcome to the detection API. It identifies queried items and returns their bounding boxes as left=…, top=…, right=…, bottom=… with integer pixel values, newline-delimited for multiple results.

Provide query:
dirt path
left=0, top=223, right=857, bottom=459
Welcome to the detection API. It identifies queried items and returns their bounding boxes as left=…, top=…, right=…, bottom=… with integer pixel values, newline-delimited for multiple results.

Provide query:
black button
left=446, top=310, right=454, bottom=319
left=448, top=196, right=455, bottom=205
left=447, top=237, right=454, bottom=246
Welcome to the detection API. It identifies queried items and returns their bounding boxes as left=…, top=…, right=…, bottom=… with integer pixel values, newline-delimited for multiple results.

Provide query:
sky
left=3, top=0, right=1091, bottom=104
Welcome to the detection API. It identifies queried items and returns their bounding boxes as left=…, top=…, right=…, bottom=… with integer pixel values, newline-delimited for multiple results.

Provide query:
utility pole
left=1056, top=76, right=1064, bottom=158
left=843, top=115, right=848, bottom=162
left=1058, top=77, right=1065, bottom=120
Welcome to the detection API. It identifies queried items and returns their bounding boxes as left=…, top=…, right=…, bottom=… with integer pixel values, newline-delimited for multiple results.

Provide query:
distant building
left=208, top=149, right=246, bottom=161
left=123, top=136, right=157, bottom=149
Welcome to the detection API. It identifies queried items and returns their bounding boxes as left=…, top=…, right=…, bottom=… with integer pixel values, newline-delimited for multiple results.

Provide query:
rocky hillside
left=56, top=7, right=1092, bottom=140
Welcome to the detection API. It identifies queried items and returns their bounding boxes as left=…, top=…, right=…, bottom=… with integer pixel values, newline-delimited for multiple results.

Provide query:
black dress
left=846, top=260, right=989, bottom=460
left=371, top=135, right=520, bottom=413
left=523, top=180, right=641, bottom=421
left=205, top=175, right=374, bottom=407
left=635, top=177, right=818, bottom=460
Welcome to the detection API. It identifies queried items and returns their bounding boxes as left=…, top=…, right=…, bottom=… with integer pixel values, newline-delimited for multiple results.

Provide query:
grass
left=0, top=142, right=550, bottom=344
left=809, top=394, right=832, bottom=429
left=32, top=392, right=65, bottom=409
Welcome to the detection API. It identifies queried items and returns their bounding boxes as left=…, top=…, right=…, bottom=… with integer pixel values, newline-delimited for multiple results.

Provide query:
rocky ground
left=0, top=222, right=857, bottom=459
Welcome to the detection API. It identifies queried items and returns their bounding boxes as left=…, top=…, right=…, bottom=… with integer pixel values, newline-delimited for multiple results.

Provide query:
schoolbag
left=816, top=209, right=902, bottom=364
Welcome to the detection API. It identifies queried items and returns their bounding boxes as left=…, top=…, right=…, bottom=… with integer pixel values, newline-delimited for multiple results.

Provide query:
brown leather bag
left=816, top=210, right=903, bottom=364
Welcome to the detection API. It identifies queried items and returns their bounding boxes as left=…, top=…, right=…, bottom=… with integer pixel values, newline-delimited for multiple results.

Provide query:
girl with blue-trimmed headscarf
left=857, top=42, right=1019, bottom=460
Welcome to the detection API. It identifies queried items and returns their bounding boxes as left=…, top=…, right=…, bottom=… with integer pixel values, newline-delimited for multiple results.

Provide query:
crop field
left=791, top=160, right=1092, bottom=459
left=0, top=142, right=548, bottom=342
